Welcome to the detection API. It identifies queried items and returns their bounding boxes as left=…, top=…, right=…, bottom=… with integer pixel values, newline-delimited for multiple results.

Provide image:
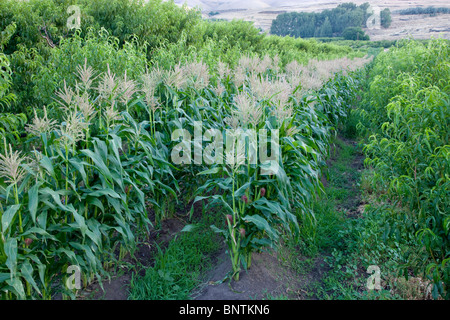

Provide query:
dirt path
left=193, top=136, right=365, bottom=300
left=329, top=137, right=366, bottom=218
left=192, top=247, right=329, bottom=300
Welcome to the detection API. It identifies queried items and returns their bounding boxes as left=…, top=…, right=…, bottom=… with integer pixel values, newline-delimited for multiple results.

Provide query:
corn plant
left=0, top=60, right=178, bottom=299
left=0, top=46, right=370, bottom=297
left=188, top=56, right=364, bottom=281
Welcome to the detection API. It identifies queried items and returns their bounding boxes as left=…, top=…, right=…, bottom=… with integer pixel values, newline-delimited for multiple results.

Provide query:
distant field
left=174, top=0, right=450, bottom=40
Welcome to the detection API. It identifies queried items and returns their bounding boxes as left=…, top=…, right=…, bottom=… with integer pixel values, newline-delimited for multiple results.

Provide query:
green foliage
left=0, top=0, right=202, bottom=55
left=258, top=35, right=352, bottom=68
left=397, top=7, right=450, bottom=15
left=203, top=19, right=264, bottom=53
left=0, top=22, right=17, bottom=111
left=0, top=0, right=202, bottom=113
left=82, top=0, right=203, bottom=50
left=33, top=28, right=148, bottom=111
left=0, top=21, right=17, bottom=51
left=342, top=27, right=369, bottom=41
left=7, top=45, right=43, bottom=115
left=292, top=136, right=425, bottom=300
left=317, top=17, right=333, bottom=38
left=0, top=113, right=27, bottom=146
left=380, top=8, right=392, bottom=28
left=271, top=11, right=318, bottom=38
left=0, top=52, right=16, bottom=111
left=358, top=39, right=450, bottom=299
left=270, top=2, right=372, bottom=39
left=317, top=204, right=421, bottom=300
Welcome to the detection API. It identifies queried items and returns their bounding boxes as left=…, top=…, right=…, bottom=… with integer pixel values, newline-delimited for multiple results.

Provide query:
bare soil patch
left=192, top=247, right=329, bottom=300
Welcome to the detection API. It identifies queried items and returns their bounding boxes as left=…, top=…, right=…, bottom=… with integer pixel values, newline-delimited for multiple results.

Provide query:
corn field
left=0, top=40, right=371, bottom=297
left=0, top=0, right=448, bottom=300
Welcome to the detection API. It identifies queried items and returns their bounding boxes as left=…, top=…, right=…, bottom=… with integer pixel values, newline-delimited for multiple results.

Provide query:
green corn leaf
left=113, top=215, right=135, bottom=245
left=36, top=211, right=47, bottom=231
left=0, top=273, right=10, bottom=282
left=86, top=219, right=103, bottom=248
left=210, top=224, right=228, bottom=237
left=55, top=248, right=77, bottom=263
left=5, top=237, right=18, bottom=278
left=252, top=197, right=299, bottom=231
left=20, top=261, right=41, bottom=295
left=154, top=180, right=177, bottom=198
left=21, top=227, right=58, bottom=241
left=94, top=138, right=109, bottom=160
left=194, top=195, right=234, bottom=215
left=125, top=178, right=145, bottom=207
left=197, top=167, right=221, bottom=175
left=107, top=197, right=123, bottom=215
left=39, top=156, right=55, bottom=178
left=6, top=277, right=25, bottom=300
left=37, top=263, right=46, bottom=291
left=69, top=242, right=97, bottom=270
left=234, top=181, right=252, bottom=197
left=81, top=149, right=113, bottom=185
left=28, top=183, right=39, bottom=224
left=109, top=166, right=125, bottom=191
left=242, top=214, right=278, bottom=240
left=86, top=188, right=121, bottom=199
left=67, top=204, right=88, bottom=238
left=1, top=204, right=20, bottom=234
left=85, top=196, right=105, bottom=214
left=251, top=238, right=273, bottom=247
left=39, top=188, right=69, bottom=211
left=69, top=158, right=88, bottom=186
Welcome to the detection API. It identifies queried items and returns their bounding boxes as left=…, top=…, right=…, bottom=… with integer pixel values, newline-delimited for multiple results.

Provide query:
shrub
left=270, top=2, right=372, bottom=38
left=342, top=27, right=370, bottom=41
left=359, top=39, right=450, bottom=299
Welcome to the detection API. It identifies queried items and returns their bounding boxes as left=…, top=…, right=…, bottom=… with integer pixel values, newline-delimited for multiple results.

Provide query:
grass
left=128, top=209, right=223, bottom=300
left=262, top=291, right=289, bottom=300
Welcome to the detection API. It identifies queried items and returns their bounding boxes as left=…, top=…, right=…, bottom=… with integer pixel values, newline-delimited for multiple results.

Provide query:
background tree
left=342, top=26, right=370, bottom=40
left=380, top=8, right=392, bottom=28
left=271, top=2, right=374, bottom=39
left=319, top=17, right=333, bottom=37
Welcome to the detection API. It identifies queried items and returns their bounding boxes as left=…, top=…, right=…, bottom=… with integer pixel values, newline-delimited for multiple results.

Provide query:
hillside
left=174, top=0, right=450, bottom=40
